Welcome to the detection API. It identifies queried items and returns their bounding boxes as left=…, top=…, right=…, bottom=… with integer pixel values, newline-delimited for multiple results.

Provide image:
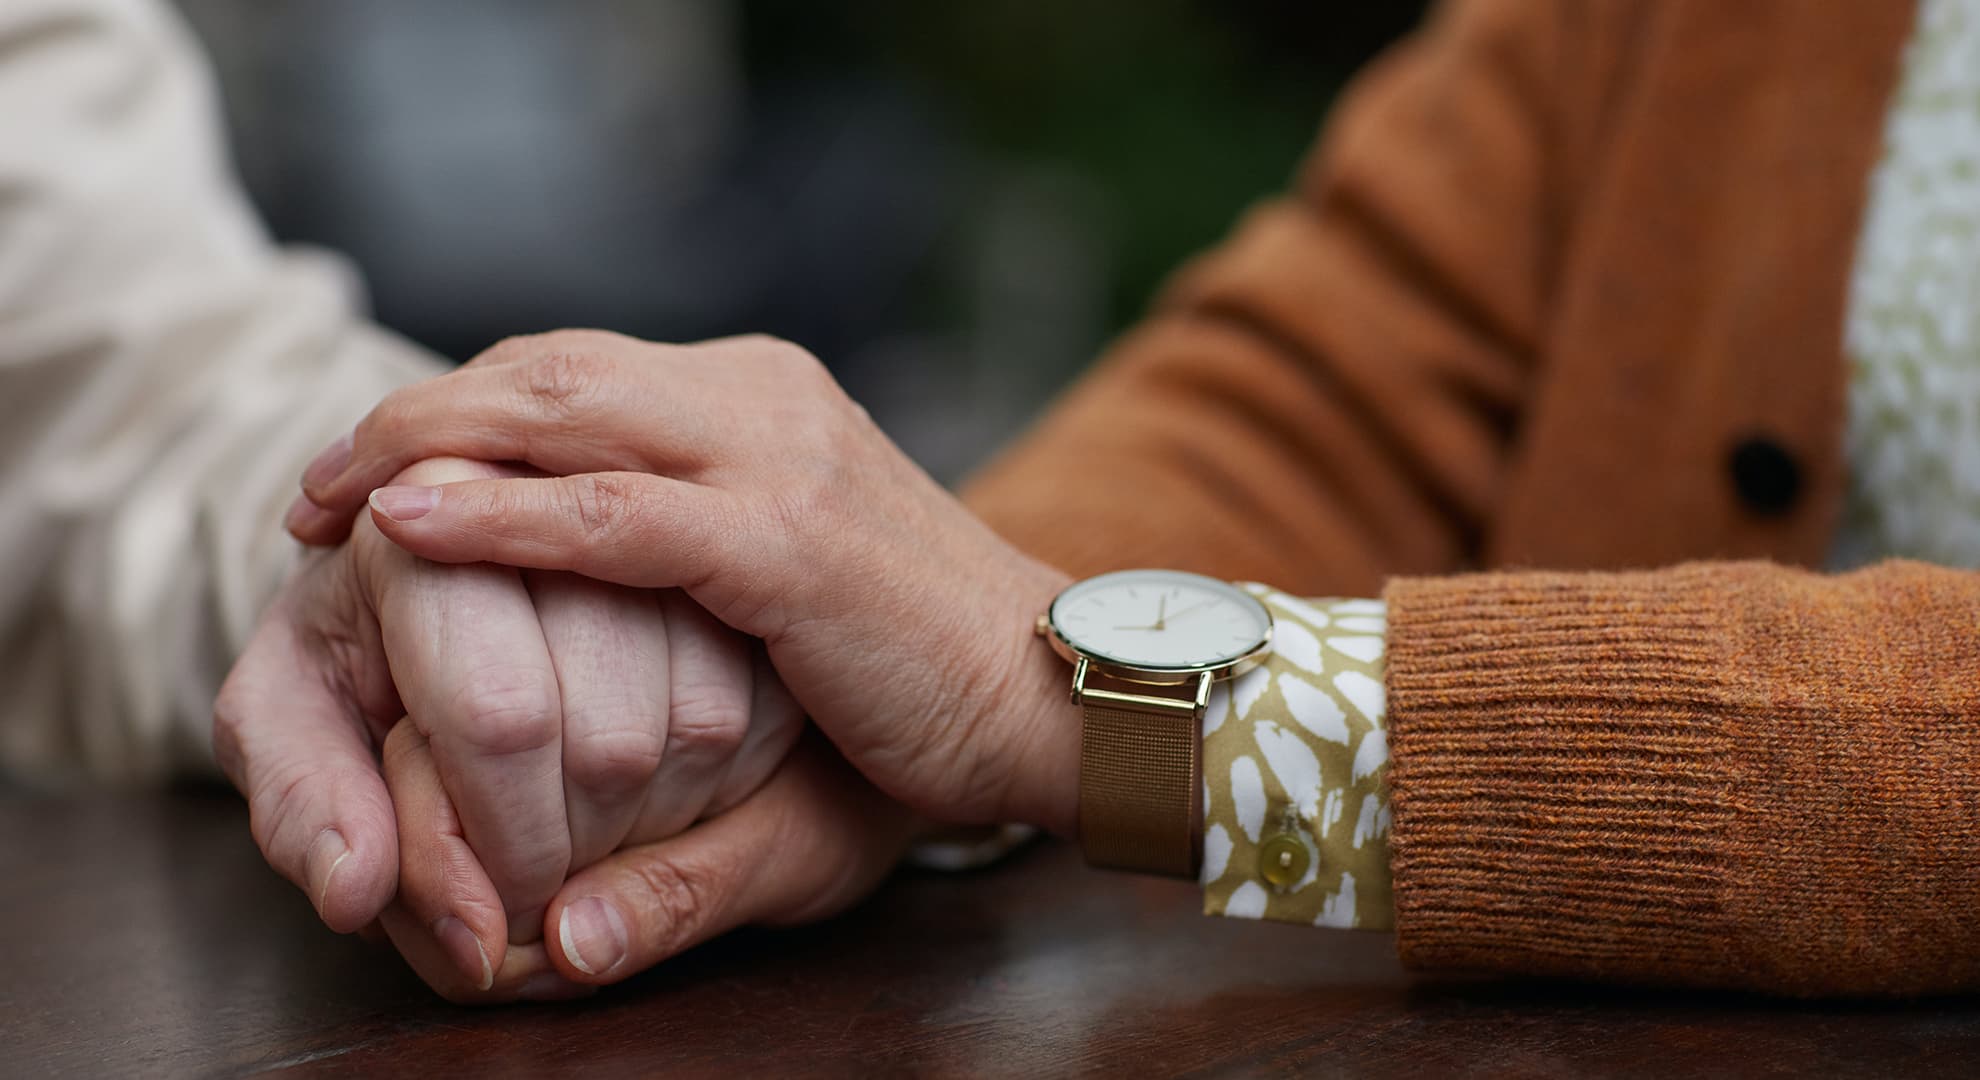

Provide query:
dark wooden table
left=4, top=789, right=1978, bottom=1078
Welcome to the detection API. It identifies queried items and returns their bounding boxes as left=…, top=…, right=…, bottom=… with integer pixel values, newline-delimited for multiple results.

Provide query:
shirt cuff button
left=1258, top=831, right=1310, bottom=891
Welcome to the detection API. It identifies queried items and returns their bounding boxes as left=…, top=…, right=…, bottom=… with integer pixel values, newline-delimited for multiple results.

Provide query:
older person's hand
left=215, top=454, right=802, bottom=996
left=287, top=331, right=1082, bottom=842
left=377, top=720, right=914, bottom=1001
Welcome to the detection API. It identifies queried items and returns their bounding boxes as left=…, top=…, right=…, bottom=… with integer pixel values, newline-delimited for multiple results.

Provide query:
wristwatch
left=1036, top=569, right=1274, bottom=878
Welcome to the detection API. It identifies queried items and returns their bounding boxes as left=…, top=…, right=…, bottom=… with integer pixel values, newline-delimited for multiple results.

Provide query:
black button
left=1729, top=436, right=1801, bottom=516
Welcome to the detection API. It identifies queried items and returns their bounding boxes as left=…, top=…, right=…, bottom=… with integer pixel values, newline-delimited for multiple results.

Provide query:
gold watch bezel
left=1035, top=570, right=1274, bottom=691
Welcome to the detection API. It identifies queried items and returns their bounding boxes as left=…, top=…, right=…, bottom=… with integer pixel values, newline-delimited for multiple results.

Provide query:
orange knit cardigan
left=964, top=0, right=1980, bottom=996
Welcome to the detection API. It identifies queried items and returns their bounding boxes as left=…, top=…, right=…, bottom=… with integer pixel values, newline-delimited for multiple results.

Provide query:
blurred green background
left=175, top=0, right=1426, bottom=480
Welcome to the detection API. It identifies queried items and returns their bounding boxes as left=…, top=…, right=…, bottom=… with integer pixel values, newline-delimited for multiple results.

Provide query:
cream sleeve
left=0, top=0, right=446, bottom=782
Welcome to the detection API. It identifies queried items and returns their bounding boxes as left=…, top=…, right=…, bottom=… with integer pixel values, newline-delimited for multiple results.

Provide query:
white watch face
left=1050, top=569, right=1272, bottom=672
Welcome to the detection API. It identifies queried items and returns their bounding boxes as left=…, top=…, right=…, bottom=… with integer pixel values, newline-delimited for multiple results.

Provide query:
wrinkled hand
left=287, top=331, right=1081, bottom=838
left=379, top=722, right=914, bottom=1002
left=216, top=455, right=802, bottom=995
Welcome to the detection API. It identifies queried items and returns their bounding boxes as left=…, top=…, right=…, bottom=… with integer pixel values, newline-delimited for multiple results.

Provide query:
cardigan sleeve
left=961, top=0, right=1571, bottom=597
left=1202, top=564, right=1980, bottom=996
left=1384, top=560, right=1980, bottom=997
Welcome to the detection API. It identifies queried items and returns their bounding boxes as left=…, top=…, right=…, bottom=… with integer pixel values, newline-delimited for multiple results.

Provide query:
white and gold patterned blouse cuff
left=1200, top=589, right=1393, bottom=930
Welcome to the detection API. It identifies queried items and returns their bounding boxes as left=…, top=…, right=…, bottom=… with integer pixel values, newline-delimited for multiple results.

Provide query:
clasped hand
left=219, top=332, right=1076, bottom=1001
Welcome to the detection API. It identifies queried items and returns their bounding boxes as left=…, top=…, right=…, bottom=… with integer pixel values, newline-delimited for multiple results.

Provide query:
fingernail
left=305, top=828, right=349, bottom=913
left=558, top=896, right=628, bottom=977
left=302, top=430, right=354, bottom=490
left=369, top=485, right=439, bottom=522
left=433, top=916, right=493, bottom=991
left=517, top=972, right=595, bottom=1001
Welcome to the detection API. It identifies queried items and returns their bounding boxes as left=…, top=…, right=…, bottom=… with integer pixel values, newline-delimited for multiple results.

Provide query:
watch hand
left=1155, top=594, right=1168, bottom=630
left=1112, top=623, right=1159, bottom=631
left=1163, top=600, right=1216, bottom=623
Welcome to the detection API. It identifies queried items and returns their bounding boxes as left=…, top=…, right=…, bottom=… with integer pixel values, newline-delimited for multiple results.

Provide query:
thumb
left=212, top=612, right=398, bottom=933
left=542, top=736, right=912, bottom=985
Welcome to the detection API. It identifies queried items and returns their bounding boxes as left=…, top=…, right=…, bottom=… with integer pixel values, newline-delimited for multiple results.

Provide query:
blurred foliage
left=744, top=0, right=1426, bottom=329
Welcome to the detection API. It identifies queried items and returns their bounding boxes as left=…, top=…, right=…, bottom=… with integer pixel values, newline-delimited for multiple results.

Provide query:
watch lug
left=1070, top=660, right=1214, bottom=715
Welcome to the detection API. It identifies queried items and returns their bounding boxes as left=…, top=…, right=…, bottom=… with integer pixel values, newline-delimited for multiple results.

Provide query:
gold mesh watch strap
left=1078, top=693, right=1203, bottom=879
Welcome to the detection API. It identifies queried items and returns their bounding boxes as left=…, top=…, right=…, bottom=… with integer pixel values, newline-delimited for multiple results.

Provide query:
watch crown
left=1034, top=614, right=1051, bottom=637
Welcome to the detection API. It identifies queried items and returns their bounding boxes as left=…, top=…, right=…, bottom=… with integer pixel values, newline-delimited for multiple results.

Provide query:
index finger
left=292, top=336, right=685, bottom=544
left=288, top=333, right=818, bottom=547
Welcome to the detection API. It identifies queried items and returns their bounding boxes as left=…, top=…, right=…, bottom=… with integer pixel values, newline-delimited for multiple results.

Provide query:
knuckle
left=445, top=671, right=561, bottom=757
left=568, top=474, right=643, bottom=540
left=627, top=851, right=733, bottom=954
left=664, top=684, right=749, bottom=762
left=563, top=722, right=667, bottom=795
left=742, top=333, right=813, bottom=367
left=736, top=334, right=838, bottom=397
left=522, top=343, right=618, bottom=412
left=772, top=344, right=847, bottom=409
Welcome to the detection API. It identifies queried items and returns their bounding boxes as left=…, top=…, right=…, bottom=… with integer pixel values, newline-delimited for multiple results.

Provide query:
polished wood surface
left=4, top=788, right=1979, bottom=1078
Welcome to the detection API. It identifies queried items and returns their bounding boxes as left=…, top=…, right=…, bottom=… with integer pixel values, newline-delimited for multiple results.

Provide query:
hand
left=215, top=455, right=803, bottom=992
left=286, top=331, right=1083, bottom=836
left=378, top=721, right=913, bottom=1003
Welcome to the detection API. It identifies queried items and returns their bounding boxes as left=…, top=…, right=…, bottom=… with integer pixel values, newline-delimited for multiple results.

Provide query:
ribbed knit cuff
left=1382, top=567, right=1738, bottom=985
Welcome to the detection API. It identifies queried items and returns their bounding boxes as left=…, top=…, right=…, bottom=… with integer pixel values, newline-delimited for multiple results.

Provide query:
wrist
left=981, top=558, right=1081, bottom=839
